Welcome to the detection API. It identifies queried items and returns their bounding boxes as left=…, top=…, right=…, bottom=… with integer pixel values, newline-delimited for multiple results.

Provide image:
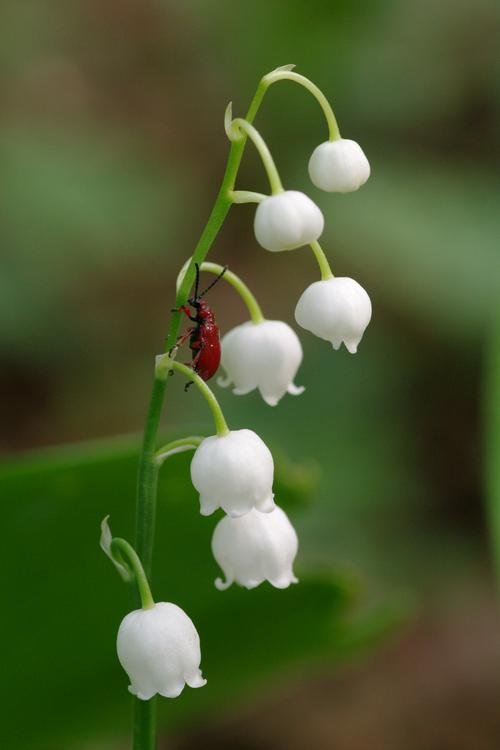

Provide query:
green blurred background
left=1, top=0, right=500, bottom=748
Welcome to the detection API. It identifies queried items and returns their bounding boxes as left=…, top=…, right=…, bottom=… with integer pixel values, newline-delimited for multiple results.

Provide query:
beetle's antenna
left=197, top=266, right=228, bottom=299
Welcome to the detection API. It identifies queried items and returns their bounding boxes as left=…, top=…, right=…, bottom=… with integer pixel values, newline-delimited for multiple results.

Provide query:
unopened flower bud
left=295, top=277, right=371, bottom=353
left=254, top=190, right=324, bottom=252
left=308, top=139, right=370, bottom=193
left=190, top=429, right=275, bottom=517
left=117, top=602, right=206, bottom=700
left=212, top=505, right=298, bottom=590
left=218, top=320, right=304, bottom=406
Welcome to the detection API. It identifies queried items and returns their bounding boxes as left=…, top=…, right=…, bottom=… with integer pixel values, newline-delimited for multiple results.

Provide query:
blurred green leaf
left=317, top=158, right=499, bottom=341
left=485, top=313, right=500, bottom=580
left=0, top=128, right=192, bottom=354
left=0, top=436, right=402, bottom=749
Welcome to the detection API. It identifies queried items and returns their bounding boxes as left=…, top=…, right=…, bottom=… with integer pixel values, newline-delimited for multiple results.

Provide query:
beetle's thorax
left=194, top=299, right=217, bottom=325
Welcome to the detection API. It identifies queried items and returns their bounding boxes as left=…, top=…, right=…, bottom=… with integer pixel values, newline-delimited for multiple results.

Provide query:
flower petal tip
left=186, top=672, right=207, bottom=689
left=159, top=683, right=185, bottom=699
left=217, top=374, right=231, bottom=388
left=244, top=579, right=262, bottom=590
left=270, top=576, right=297, bottom=589
left=262, top=395, right=279, bottom=407
left=257, top=494, right=276, bottom=513
left=233, top=386, right=254, bottom=396
left=129, top=685, right=155, bottom=701
left=215, top=576, right=232, bottom=591
left=287, top=383, right=305, bottom=396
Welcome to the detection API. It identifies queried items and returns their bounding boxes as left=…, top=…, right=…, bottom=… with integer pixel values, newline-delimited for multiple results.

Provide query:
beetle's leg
left=177, top=328, right=194, bottom=345
left=169, top=327, right=194, bottom=356
left=191, top=343, right=204, bottom=370
left=172, top=305, right=198, bottom=322
left=184, top=337, right=201, bottom=366
left=184, top=343, right=204, bottom=391
left=184, top=348, right=203, bottom=367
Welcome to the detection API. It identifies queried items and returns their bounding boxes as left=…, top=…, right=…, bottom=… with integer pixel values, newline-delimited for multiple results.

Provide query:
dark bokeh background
left=1, top=0, right=500, bottom=748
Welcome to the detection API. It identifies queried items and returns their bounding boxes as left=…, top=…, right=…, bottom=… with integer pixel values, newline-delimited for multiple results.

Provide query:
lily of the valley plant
left=100, top=64, right=372, bottom=750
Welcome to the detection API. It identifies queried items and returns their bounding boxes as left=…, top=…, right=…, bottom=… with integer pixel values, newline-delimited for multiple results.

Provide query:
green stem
left=110, top=538, right=155, bottom=610
left=310, top=241, right=334, bottom=280
left=156, top=357, right=229, bottom=436
left=132, top=72, right=273, bottom=750
left=155, top=436, right=204, bottom=465
left=230, top=190, right=267, bottom=204
left=135, top=377, right=163, bottom=583
left=229, top=118, right=284, bottom=195
left=263, top=69, right=341, bottom=141
left=200, top=262, right=265, bottom=324
left=134, top=700, right=156, bottom=750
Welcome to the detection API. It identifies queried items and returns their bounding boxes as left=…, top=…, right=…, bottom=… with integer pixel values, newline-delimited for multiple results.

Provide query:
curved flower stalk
left=154, top=436, right=205, bottom=466
left=261, top=65, right=341, bottom=141
left=212, top=505, right=299, bottom=590
left=155, top=355, right=229, bottom=437
left=260, top=66, right=370, bottom=193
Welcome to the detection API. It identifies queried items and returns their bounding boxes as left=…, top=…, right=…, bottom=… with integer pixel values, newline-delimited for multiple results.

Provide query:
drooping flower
left=211, top=505, right=299, bottom=590
left=190, top=429, right=275, bottom=517
left=254, top=190, right=324, bottom=251
left=116, top=602, right=206, bottom=700
left=308, top=139, right=370, bottom=193
left=295, top=277, right=372, bottom=353
left=218, top=319, right=304, bottom=406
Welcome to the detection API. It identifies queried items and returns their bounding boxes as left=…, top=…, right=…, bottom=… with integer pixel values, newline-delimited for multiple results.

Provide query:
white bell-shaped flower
left=218, top=320, right=304, bottom=406
left=254, top=190, right=324, bottom=252
left=191, top=429, right=275, bottom=517
left=117, top=602, right=206, bottom=700
left=295, top=277, right=372, bottom=353
left=212, top=505, right=298, bottom=590
left=308, top=139, right=370, bottom=193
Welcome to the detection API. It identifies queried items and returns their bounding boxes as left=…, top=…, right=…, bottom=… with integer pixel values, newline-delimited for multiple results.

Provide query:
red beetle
left=173, top=263, right=226, bottom=390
